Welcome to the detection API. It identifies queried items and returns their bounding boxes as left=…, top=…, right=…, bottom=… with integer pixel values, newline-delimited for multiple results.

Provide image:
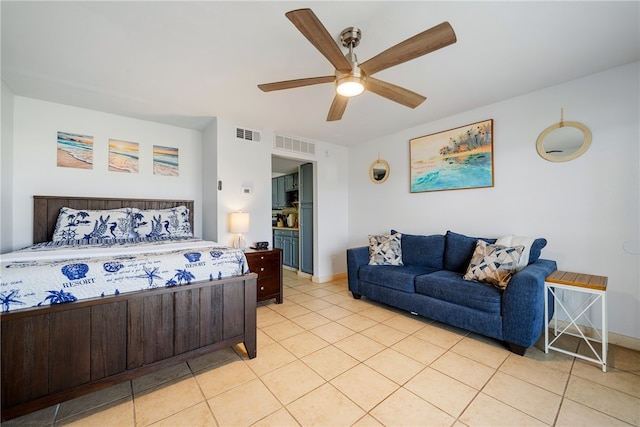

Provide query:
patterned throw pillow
left=52, top=207, right=134, bottom=241
left=495, top=235, right=547, bottom=269
left=131, top=206, right=192, bottom=238
left=463, top=239, right=524, bottom=289
left=368, top=233, right=403, bottom=266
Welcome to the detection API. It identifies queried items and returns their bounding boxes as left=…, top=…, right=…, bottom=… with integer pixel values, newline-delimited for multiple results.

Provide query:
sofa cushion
left=444, top=231, right=496, bottom=273
left=463, top=240, right=524, bottom=289
left=359, top=264, right=436, bottom=293
left=415, top=270, right=503, bottom=314
left=368, top=234, right=403, bottom=266
left=392, top=230, right=445, bottom=269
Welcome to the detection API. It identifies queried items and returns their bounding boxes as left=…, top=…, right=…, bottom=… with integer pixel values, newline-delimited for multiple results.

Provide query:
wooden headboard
left=33, top=196, right=195, bottom=244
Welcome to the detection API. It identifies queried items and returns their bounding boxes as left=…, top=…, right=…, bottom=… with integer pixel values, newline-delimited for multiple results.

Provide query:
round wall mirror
left=536, top=120, right=592, bottom=162
left=370, top=159, right=390, bottom=183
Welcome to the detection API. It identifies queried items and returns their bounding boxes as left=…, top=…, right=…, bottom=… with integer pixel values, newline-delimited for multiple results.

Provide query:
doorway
left=272, top=155, right=313, bottom=275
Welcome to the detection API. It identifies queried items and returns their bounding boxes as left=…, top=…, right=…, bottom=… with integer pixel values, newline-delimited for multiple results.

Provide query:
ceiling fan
left=258, top=8, right=457, bottom=121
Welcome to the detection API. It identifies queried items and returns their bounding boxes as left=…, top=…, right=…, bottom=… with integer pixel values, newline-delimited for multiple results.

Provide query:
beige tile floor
left=5, top=270, right=639, bottom=427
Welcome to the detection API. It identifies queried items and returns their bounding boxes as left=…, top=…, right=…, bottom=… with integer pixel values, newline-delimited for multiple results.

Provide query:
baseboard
left=552, top=320, right=640, bottom=351
left=311, top=272, right=347, bottom=283
left=282, top=268, right=345, bottom=284
left=611, top=333, right=640, bottom=351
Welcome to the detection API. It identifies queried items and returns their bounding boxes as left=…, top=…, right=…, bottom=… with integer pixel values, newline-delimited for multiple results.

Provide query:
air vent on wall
left=235, top=127, right=262, bottom=142
left=274, top=134, right=316, bottom=156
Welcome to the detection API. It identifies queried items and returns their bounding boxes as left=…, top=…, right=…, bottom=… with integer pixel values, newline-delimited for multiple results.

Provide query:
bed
left=1, top=196, right=257, bottom=421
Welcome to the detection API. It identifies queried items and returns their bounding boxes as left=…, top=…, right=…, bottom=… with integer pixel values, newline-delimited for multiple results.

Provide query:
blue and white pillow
left=52, top=207, right=134, bottom=241
left=463, top=240, right=524, bottom=289
left=131, top=206, right=192, bottom=239
left=368, top=233, right=403, bottom=266
left=495, top=235, right=547, bottom=270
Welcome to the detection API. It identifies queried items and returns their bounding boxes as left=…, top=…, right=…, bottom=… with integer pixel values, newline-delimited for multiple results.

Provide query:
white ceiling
left=2, top=1, right=639, bottom=147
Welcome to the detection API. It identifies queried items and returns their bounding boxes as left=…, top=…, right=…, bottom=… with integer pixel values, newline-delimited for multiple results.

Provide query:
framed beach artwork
left=153, top=145, right=179, bottom=176
left=410, top=119, right=494, bottom=193
left=109, top=139, right=139, bottom=173
left=57, top=131, right=93, bottom=169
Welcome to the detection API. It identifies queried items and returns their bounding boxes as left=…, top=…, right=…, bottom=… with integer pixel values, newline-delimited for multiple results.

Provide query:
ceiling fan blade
left=286, top=8, right=352, bottom=72
left=258, top=75, right=335, bottom=92
left=366, top=77, right=426, bottom=108
left=327, top=94, right=348, bottom=121
left=360, top=22, right=456, bottom=76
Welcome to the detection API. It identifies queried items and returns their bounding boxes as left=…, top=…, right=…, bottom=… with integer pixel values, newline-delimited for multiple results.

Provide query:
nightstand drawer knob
left=260, top=286, right=264, bottom=290
left=260, top=267, right=265, bottom=271
left=260, top=256, right=265, bottom=260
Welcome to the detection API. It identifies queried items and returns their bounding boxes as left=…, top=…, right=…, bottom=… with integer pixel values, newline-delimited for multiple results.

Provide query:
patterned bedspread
left=0, top=238, right=249, bottom=313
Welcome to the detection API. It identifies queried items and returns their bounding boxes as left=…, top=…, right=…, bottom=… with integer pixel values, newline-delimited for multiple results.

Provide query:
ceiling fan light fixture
left=336, top=75, right=365, bottom=97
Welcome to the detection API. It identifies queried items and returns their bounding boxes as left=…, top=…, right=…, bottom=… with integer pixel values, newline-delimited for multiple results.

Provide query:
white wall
left=348, top=62, right=640, bottom=343
left=313, top=144, right=349, bottom=280
left=202, top=118, right=218, bottom=241
left=1, top=81, right=15, bottom=253
left=211, top=117, right=350, bottom=282
left=8, top=97, right=203, bottom=250
left=214, top=117, right=273, bottom=248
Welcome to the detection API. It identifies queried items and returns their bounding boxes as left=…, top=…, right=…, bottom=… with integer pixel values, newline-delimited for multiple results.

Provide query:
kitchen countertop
left=272, top=226, right=299, bottom=231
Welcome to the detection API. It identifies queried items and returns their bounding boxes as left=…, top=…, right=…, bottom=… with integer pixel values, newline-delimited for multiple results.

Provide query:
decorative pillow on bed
left=463, top=239, right=524, bottom=289
left=131, top=206, right=192, bottom=238
left=52, top=207, right=135, bottom=241
left=368, top=233, right=403, bottom=266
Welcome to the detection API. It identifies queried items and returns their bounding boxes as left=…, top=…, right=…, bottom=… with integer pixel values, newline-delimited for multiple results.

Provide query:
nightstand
left=244, top=248, right=283, bottom=304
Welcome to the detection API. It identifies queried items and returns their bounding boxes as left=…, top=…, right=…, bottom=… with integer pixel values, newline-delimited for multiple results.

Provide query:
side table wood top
left=546, top=270, right=608, bottom=291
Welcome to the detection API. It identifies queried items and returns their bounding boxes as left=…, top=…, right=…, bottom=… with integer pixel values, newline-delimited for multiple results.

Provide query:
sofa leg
left=351, top=292, right=362, bottom=299
left=507, top=342, right=527, bottom=356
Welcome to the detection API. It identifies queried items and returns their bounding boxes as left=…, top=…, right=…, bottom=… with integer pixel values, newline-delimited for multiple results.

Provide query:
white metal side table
left=544, top=270, right=608, bottom=372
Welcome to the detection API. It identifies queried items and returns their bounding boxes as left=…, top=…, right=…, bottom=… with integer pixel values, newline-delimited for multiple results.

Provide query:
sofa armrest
left=347, top=246, right=369, bottom=294
left=502, top=259, right=557, bottom=348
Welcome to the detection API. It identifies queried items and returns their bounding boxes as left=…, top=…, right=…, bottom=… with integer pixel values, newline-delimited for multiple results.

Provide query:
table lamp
left=229, top=211, right=250, bottom=249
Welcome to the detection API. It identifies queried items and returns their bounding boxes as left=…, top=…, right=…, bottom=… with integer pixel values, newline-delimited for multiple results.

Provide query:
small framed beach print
left=109, top=139, right=139, bottom=173
left=410, top=119, right=494, bottom=193
left=153, top=145, right=179, bottom=176
left=57, top=131, right=93, bottom=169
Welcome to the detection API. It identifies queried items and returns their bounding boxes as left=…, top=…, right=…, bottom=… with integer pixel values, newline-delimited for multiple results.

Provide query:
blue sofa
left=347, top=230, right=557, bottom=355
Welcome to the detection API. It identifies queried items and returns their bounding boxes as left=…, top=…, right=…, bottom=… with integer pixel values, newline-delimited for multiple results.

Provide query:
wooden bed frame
left=1, top=196, right=257, bottom=421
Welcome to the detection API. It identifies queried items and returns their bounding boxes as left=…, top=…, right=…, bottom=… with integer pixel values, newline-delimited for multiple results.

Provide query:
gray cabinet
left=272, top=176, right=286, bottom=209
left=291, top=231, right=299, bottom=268
left=272, top=173, right=300, bottom=209
left=271, top=179, right=278, bottom=209
left=273, top=229, right=299, bottom=269
left=273, top=231, right=283, bottom=252
left=277, top=176, right=286, bottom=208
left=299, top=163, right=313, bottom=274
left=273, top=173, right=298, bottom=209
left=284, top=173, right=298, bottom=192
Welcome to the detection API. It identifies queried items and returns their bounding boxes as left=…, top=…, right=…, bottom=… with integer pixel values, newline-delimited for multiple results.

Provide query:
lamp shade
left=229, top=211, right=250, bottom=234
